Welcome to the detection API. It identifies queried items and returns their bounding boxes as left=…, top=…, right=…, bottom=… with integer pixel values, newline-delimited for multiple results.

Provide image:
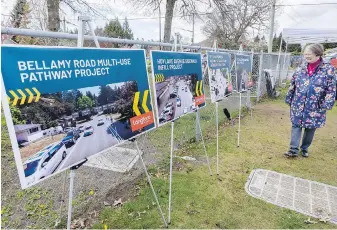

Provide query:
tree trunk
left=163, top=0, right=176, bottom=49
left=47, top=0, right=60, bottom=31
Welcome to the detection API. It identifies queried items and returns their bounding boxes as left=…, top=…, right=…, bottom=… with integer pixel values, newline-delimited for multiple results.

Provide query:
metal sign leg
left=197, top=109, right=213, bottom=176
left=67, top=170, right=75, bottom=230
left=196, top=109, right=201, bottom=141
left=134, top=140, right=168, bottom=228
left=168, top=121, right=174, bottom=224
left=237, top=93, right=242, bottom=147
left=216, top=102, right=219, bottom=175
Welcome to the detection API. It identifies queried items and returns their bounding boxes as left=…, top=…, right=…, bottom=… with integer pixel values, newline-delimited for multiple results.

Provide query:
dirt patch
left=20, top=134, right=64, bottom=162
left=104, top=175, right=143, bottom=205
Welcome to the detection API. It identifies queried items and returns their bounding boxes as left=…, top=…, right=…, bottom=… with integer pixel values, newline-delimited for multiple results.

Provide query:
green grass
left=2, top=82, right=336, bottom=228
left=92, top=94, right=337, bottom=229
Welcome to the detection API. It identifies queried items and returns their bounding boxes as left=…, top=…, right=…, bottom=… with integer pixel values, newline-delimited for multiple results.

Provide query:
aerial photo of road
left=156, top=76, right=196, bottom=125
left=56, top=114, right=120, bottom=171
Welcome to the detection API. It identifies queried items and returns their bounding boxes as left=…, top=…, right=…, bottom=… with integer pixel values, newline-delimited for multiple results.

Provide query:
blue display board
left=207, top=51, right=232, bottom=102
left=150, top=51, right=206, bottom=126
left=1, top=45, right=155, bottom=188
left=235, top=54, right=253, bottom=92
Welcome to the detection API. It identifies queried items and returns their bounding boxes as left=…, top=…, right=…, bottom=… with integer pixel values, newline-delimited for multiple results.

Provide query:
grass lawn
left=92, top=96, right=337, bottom=229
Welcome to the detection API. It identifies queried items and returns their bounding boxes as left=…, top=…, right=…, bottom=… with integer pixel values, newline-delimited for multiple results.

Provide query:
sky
left=1, top=0, right=337, bottom=44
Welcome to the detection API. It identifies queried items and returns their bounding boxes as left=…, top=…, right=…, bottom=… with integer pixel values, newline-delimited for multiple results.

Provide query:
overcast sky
left=1, top=0, right=337, bottom=44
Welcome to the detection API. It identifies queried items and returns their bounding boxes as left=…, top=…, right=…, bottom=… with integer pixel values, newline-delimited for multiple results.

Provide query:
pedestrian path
left=245, top=169, right=337, bottom=224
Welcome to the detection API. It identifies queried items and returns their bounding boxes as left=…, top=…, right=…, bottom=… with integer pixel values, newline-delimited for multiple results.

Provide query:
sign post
left=206, top=42, right=232, bottom=175
left=150, top=50, right=208, bottom=224
left=168, top=120, right=174, bottom=224
left=235, top=53, right=253, bottom=147
left=67, top=16, right=100, bottom=230
left=134, top=140, right=168, bottom=227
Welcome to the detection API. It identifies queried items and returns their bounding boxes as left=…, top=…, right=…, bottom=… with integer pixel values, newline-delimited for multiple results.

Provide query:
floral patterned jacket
left=285, top=60, right=336, bottom=128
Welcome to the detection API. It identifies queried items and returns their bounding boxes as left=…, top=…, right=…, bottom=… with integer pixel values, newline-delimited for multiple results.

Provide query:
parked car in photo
left=183, top=107, right=189, bottom=114
left=165, top=102, right=173, bottom=108
left=170, top=92, right=177, bottom=98
left=84, top=125, right=94, bottom=137
left=18, top=140, right=29, bottom=148
left=78, top=125, right=84, bottom=133
left=159, top=114, right=172, bottom=123
left=176, top=98, right=181, bottom=107
left=23, top=141, right=67, bottom=185
left=62, top=129, right=80, bottom=147
left=191, top=104, right=197, bottom=112
left=97, top=118, right=105, bottom=126
left=161, top=106, right=173, bottom=116
left=78, top=125, right=85, bottom=133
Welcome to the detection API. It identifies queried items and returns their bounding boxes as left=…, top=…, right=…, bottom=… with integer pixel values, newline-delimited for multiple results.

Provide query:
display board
left=1, top=45, right=155, bottom=188
left=150, top=51, right=206, bottom=126
left=235, top=54, right=253, bottom=92
left=207, top=51, right=232, bottom=102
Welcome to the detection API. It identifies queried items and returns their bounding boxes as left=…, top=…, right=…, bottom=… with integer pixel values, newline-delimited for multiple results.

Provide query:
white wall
left=27, top=131, right=43, bottom=142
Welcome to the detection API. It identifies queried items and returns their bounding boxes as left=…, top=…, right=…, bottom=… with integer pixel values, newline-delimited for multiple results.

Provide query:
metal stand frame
left=211, top=40, right=221, bottom=175
left=237, top=92, right=242, bottom=147
left=133, top=139, right=168, bottom=228
left=66, top=15, right=100, bottom=230
left=215, top=101, right=219, bottom=175
left=168, top=121, right=174, bottom=224
left=196, top=108, right=213, bottom=176
left=66, top=159, right=88, bottom=229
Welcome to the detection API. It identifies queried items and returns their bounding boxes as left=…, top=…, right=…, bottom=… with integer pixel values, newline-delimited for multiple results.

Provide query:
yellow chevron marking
left=133, top=92, right=141, bottom=116
left=195, top=81, right=200, bottom=96
left=17, top=89, right=26, bottom=105
left=7, top=96, right=10, bottom=103
left=142, top=90, right=149, bottom=113
left=32, top=87, right=40, bottom=102
left=199, top=80, right=203, bottom=96
left=25, top=88, right=34, bottom=103
left=9, top=90, right=19, bottom=105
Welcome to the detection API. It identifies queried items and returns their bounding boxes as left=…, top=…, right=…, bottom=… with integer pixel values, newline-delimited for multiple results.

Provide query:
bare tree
left=128, top=0, right=212, bottom=46
left=11, top=0, right=28, bottom=28
left=46, top=0, right=111, bottom=32
left=204, top=0, right=272, bottom=49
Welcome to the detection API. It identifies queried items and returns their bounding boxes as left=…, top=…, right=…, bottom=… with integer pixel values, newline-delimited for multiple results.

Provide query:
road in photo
left=151, top=51, right=205, bottom=127
left=156, top=76, right=195, bottom=124
left=56, top=114, right=118, bottom=171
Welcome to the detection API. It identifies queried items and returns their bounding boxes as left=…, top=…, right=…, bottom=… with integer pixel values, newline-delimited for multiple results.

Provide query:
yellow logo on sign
left=133, top=90, right=150, bottom=116
left=8, top=87, right=40, bottom=105
left=154, top=74, right=165, bottom=83
left=195, top=80, right=203, bottom=97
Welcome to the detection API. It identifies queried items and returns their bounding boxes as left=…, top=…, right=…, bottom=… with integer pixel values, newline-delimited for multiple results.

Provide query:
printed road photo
left=209, top=67, right=233, bottom=102
left=15, top=81, right=141, bottom=186
left=155, top=74, right=199, bottom=124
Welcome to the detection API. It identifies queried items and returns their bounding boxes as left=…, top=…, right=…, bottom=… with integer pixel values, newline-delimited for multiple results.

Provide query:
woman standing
left=285, top=43, right=336, bottom=158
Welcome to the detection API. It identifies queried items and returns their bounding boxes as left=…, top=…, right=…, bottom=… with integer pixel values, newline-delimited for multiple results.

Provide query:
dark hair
left=304, top=43, right=324, bottom=57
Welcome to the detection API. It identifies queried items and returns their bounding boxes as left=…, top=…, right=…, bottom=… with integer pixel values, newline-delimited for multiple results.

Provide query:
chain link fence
left=1, top=26, right=291, bottom=229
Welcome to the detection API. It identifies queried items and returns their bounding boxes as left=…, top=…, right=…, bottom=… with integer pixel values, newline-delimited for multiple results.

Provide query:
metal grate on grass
left=245, top=169, right=337, bottom=225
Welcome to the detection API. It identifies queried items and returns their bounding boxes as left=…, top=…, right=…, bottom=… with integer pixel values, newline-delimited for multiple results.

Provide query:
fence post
left=257, top=50, right=264, bottom=102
